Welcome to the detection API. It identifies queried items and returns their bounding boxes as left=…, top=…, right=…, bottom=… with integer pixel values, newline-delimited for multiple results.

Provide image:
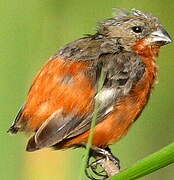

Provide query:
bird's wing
left=65, top=52, right=146, bottom=139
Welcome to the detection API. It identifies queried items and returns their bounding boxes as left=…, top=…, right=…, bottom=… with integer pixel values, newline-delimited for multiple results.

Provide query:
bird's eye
left=131, top=26, right=143, bottom=33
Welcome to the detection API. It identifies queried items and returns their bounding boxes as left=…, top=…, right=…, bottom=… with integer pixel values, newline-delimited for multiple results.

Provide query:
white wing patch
left=96, top=88, right=115, bottom=104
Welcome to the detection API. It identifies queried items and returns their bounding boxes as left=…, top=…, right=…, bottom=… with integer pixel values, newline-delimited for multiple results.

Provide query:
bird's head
left=98, top=9, right=172, bottom=55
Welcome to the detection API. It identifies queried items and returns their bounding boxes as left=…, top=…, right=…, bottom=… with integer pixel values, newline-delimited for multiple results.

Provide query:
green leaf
left=109, top=142, right=174, bottom=180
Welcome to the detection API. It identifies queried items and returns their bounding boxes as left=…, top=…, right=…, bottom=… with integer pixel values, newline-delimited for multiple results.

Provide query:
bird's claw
left=85, top=147, right=120, bottom=180
left=85, top=158, right=108, bottom=180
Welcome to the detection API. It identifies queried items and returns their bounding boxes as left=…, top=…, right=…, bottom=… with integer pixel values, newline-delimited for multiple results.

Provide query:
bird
left=8, top=8, right=172, bottom=179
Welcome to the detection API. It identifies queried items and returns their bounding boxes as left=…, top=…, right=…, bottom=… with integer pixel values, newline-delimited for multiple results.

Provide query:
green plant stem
left=78, top=69, right=106, bottom=180
left=109, top=142, right=174, bottom=180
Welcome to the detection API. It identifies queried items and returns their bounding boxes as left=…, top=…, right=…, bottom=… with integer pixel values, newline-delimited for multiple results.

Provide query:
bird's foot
left=85, top=147, right=120, bottom=180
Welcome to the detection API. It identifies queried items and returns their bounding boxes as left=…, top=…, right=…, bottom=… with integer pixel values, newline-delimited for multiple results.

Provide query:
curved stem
left=109, top=142, right=174, bottom=180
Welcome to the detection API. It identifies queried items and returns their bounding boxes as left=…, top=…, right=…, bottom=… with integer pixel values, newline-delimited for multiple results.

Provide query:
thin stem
left=78, top=68, right=106, bottom=180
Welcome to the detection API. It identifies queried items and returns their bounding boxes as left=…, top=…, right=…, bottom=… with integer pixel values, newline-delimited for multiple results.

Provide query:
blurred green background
left=0, top=0, right=173, bottom=179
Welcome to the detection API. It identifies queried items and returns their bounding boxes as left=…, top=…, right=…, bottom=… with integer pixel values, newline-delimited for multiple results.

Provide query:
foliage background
left=0, top=0, right=173, bottom=179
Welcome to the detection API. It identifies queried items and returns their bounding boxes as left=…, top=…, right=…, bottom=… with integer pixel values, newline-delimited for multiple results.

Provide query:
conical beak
left=148, top=28, right=172, bottom=46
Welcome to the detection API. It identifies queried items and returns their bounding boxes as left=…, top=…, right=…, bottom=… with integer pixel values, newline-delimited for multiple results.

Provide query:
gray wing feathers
left=52, top=35, right=121, bottom=60
left=26, top=110, right=83, bottom=151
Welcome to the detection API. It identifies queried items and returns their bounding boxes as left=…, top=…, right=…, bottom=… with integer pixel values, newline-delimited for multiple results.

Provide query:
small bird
left=8, top=8, right=172, bottom=179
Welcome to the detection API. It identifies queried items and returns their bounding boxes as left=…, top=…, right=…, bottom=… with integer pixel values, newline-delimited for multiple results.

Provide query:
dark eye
left=131, top=26, right=143, bottom=33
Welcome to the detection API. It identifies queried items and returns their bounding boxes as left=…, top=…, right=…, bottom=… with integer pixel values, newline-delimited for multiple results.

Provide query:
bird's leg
left=85, top=146, right=120, bottom=180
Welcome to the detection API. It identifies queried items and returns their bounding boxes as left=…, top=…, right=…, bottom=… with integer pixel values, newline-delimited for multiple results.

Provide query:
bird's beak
left=148, top=28, right=172, bottom=46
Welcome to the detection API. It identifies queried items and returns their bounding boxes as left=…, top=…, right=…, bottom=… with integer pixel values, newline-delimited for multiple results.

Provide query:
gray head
left=98, top=9, right=172, bottom=47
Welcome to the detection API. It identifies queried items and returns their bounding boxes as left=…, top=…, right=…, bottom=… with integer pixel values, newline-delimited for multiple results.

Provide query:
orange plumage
left=24, top=59, right=94, bottom=131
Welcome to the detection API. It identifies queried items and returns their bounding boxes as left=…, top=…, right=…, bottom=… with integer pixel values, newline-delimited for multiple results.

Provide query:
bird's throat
left=133, top=39, right=160, bottom=60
